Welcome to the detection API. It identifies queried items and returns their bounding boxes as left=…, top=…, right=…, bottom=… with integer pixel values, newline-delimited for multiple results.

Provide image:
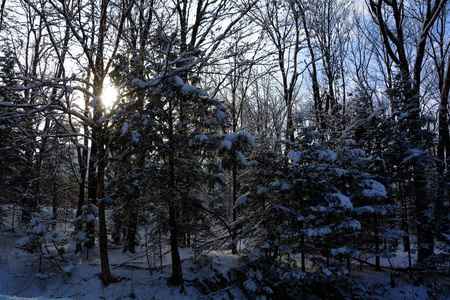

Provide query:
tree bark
left=96, top=128, right=114, bottom=284
left=298, top=3, right=323, bottom=130
left=167, top=97, right=183, bottom=287
left=168, top=201, right=183, bottom=286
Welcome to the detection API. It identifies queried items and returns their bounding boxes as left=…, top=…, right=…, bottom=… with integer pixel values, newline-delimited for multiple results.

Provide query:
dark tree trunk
left=86, top=130, right=98, bottom=249
left=168, top=201, right=183, bottom=286
left=112, top=221, right=122, bottom=245
left=97, top=131, right=114, bottom=285
left=374, top=215, right=380, bottom=271
left=301, top=233, right=306, bottom=272
left=231, top=164, right=238, bottom=254
left=300, top=6, right=323, bottom=130
left=75, top=158, right=86, bottom=252
left=124, top=219, right=137, bottom=253
left=415, top=178, right=434, bottom=263
left=52, top=181, right=58, bottom=224
left=167, top=98, right=183, bottom=287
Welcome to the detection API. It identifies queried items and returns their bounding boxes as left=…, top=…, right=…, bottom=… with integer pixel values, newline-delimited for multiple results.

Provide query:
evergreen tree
left=237, top=125, right=390, bottom=275
left=0, top=49, right=37, bottom=223
left=233, top=139, right=288, bottom=261
left=109, top=33, right=230, bottom=285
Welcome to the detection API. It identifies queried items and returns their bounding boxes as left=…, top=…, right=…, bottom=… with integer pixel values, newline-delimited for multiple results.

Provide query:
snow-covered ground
left=0, top=206, right=449, bottom=299
left=0, top=228, right=246, bottom=299
left=0, top=206, right=242, bottom=299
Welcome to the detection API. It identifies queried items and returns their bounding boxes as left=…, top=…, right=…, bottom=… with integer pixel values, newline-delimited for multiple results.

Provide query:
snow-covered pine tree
left=233, top=139, right=288, bottom=261
left=331, top=134, right=397, bottom=272
left=145, top=74, right=229, bottom=286
left=16, top=211, right=67, bottom=273
left=72, top=202, right=97, bottom=258
left=109, top=38, right=230, bottom=287
left=0, top=49, right=39, bottom=224
left=0, top=51, right=25, bottom=228
left=236, top=125, right=390, bottom=276
left=381, top=72, right=436, bottom=266
left=347, top=89, right=401, bottom=271
left=107, top=99, right=160, bottom=253
left=282, top=134, right=361, bottom=275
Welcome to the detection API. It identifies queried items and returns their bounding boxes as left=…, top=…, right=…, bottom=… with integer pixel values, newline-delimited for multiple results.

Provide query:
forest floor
left=0, top=228, right=246, bottom=299
left=0, top=207, right=449, bottom=299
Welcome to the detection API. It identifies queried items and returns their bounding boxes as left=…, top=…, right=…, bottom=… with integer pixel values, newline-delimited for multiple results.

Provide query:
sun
left=102, top=87, right=118, bottom=108
left=102, top=78, right=119, bottom=108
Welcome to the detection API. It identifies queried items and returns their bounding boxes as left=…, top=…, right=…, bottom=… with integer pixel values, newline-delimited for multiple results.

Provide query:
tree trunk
left=75, top=156, right=86, bottom=252
left=231, top=164, right=238, bottom=254
left=300, top=6, right=323, bottom=130
left=374, top=215, right=380, bottom=271
left=415, top=168, right=434, bottom=263
left=124, top=220, right=137, bottom=253
left=301, top=233, right=306, bottom=272
left=168, top=201, right=183, bottom=286
left=401, top=183, right=411, bottom=254
left=52, top=181, right=58, bottom=225
left=167, top=98, right=183, bottom=287
left=86, top=130, right=98, bottom=249
left=97, top=131, right=114, bottom=285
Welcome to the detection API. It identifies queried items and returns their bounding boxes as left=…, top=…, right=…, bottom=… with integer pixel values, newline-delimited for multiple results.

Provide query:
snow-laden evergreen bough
left=233, top=127, right=397, bottom=293
left=16, top=211, right=68, bottom=274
